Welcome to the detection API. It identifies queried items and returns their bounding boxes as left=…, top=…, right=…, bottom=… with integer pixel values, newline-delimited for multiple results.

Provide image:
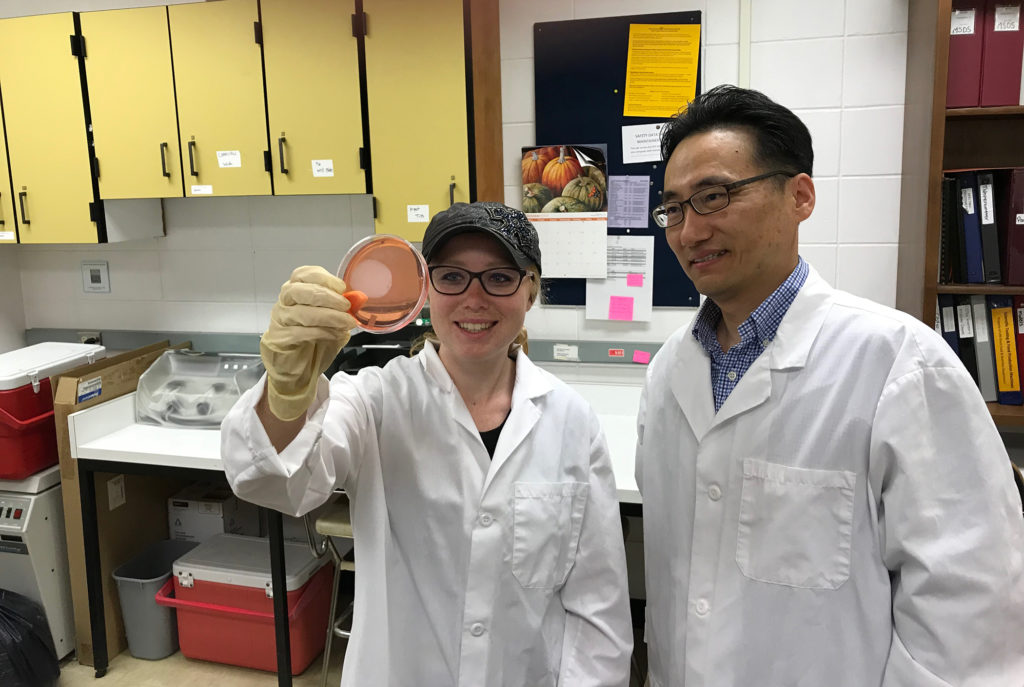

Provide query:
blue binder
left=938, top=294, right=960, bottom=355
left=954, top=171, right=985, bottom=284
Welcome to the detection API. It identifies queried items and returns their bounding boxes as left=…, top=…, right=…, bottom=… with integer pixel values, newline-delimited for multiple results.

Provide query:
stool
left=304, top=494, right=354, bottom=687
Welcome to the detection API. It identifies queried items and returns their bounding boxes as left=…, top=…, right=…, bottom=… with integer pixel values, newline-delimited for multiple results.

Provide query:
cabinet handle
left=188, top=140, right=198, bottom=177
left=160, top=142, right=171, bottom=178
left=278, top=136, right=288, bottom=175
left=449, top=181, right=456, bottom=207
left=18, top=191, right=29, bottom=225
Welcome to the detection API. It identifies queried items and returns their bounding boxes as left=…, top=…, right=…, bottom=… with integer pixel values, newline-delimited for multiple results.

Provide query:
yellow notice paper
left=623, top=24, right=701, bottom=118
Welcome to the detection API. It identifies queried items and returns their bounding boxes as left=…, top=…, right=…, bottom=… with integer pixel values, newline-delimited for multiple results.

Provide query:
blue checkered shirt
left=692, top=258, right=809, bottom=412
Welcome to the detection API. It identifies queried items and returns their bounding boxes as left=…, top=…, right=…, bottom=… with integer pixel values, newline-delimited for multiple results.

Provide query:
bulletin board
left=534, top=11, right=702, bottom=307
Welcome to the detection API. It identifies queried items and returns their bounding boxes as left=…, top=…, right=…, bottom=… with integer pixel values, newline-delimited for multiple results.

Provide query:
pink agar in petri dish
left=337, top=235, right=428, bottom=333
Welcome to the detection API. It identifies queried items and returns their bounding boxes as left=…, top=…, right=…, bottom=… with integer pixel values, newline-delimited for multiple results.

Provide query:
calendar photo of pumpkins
left=521, top=144, right=608, bottom=214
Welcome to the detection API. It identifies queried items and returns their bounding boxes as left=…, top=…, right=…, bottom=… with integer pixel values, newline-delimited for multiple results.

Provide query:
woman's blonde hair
left=411, top=265, right=541, bottom=356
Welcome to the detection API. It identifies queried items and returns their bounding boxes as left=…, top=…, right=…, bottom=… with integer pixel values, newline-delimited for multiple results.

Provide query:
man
left=635, top=85, right=1024, bottom=686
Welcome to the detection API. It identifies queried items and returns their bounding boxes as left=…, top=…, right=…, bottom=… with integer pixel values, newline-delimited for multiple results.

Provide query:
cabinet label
left=407, top=205, right=429, bottom=222
left=553, top=343, right=579, bottom=361
left=191, top=185, right=213, bottom=195
left=951, top=9, right=975, bottom=35
left=995, top=5, right=1020, bottom=32
left=0, top=231, right=13, bottom=241
left=312, top=159, right=334, bottom=177
left=217, top=150, right=241, bottom=168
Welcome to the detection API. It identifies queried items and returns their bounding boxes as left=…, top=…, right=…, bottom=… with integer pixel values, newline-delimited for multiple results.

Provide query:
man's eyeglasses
left=651, top=170, right=797, bottom=229
left=429, top=265, right=533, bottom=297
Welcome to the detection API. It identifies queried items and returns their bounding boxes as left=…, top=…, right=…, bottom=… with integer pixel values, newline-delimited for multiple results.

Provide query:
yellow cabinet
left=0, top=107, right=15, bottom=244
left=168, top=0, right=270, bottom=197
left=363, top=0, right=471, bottom=239
left=81, top=6, right=183, bottom=199
left=262, top=0, right=365, bottom=195
left=0, top=13, right=101, bottom=244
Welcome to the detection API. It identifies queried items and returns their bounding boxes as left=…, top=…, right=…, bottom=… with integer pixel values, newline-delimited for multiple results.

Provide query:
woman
left=221, top=202, right=632, bottom=686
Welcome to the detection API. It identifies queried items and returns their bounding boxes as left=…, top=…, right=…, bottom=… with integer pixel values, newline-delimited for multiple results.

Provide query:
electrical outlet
left=78, top=331, right=102, bottom=345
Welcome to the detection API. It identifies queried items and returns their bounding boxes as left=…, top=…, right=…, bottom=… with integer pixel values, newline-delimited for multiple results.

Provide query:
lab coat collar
left=668, top=265, right=834, bottom=440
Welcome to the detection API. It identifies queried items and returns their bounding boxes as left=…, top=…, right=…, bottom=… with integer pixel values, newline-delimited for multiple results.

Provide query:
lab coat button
left=707, top=484, right=722, bottom=501
left=695, top=599, right=710, bottom=616
left=470, top=622, right=486, bottom=637
left=726, top=370, right=737, bottom=381
left=479, top=513, right=493, bottom=527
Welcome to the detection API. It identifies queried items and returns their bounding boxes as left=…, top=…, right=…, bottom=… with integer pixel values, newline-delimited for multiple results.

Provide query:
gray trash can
left=112, top=539, right=198, bottom=660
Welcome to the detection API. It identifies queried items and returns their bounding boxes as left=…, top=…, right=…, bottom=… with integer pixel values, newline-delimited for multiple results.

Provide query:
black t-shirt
left=479, top=410, right=511, bottom=458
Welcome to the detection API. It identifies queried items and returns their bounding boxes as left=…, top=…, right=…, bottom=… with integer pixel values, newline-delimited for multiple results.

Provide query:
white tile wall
left=0, top=247, right=25, bottom=351
left=6, top=0, right=913, bottom=354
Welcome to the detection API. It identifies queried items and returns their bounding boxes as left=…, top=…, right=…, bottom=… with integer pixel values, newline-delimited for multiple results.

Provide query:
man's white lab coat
left=222, top=342, right=632, bottom=687
left=636, top=268, right=1024, bottom=687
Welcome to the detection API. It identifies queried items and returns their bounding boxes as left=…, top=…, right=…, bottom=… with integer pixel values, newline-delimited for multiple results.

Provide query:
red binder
left=948, top=1, right=986, bottom=108
left=980, top=0, right=1024, bottom=106
left=1002, top=169, right=1024, bottom=284
left=1013, top=295, right=1024, bottom=387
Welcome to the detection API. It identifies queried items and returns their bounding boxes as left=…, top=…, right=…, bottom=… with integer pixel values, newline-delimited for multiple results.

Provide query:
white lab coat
left=636, top=267, right=1024, bottom=687
left=221, top=342, right=632, bottom=687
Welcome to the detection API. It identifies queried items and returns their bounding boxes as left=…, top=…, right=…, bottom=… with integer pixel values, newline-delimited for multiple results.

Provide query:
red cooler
left=156, top=533, right=331, bottom=674
left=0, top=342, right=105, bottom=480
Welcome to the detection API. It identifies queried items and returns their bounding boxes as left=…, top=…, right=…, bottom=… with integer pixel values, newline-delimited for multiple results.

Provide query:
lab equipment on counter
left=135, top=350, right=262, bottom=428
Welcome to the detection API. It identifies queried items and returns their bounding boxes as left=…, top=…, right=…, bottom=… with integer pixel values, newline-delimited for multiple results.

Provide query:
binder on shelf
left=947, top=1, right=986, bottom=108
left=954, top=171, right=985, bottom=283
left=976, top=171, right=1002, bottom=283
left=938, top=294, right=961, bottom=354
left=971, top=294, right=998, bottom=401
left=987, top=295, right=1024, bottom=404
left=940, top=176, right=967, bottom=283
left=1001, top=168, right=1024, bottom=284
left=1014, top=295, right=1024, bottom=389
left=954, top=294, right=981, bottom=384
left=980, top=0, right=1024, bottom=107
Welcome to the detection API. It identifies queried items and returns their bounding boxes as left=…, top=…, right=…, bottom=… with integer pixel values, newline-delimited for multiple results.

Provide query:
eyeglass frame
left=428, top=264, right=534, bottom=297
left=651, top=170, right=797, bottom=229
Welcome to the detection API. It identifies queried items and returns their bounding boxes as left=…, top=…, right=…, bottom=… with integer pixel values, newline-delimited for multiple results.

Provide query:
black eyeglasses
left=429, top=265, right=533, bottom=297
left=651, top=170, right=797, bottom=228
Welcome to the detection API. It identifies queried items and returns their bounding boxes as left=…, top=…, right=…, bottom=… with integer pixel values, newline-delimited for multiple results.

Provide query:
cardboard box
left=169, top=483, right=260, bottom=542
left=52, top=340, right=194, bottom=666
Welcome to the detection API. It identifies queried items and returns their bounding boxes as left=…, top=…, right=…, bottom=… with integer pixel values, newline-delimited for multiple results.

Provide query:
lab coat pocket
left=736, top=459, right=856, bottom=590
left=512, top=482, right=589, bottom=589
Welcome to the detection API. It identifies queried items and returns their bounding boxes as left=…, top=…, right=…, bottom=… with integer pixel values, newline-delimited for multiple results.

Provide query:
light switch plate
left=81, top=260, right=110, bottom=293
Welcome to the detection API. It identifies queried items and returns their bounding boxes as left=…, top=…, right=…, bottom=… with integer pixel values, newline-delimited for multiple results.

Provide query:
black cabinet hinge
left=371, top=196, right=377, bottom=219
left=263, top=150, right=272, bottom=172
left=70, top=34, right=86, bottom=57
left=91, top=157, right=100, bottom=179
left=352, top=12, right=367, bottom=38
left=359, top=147, right=369, bottom=170
left=254, top=21, right=263, bottom=45
left=89, top=201, right=102, bottom=223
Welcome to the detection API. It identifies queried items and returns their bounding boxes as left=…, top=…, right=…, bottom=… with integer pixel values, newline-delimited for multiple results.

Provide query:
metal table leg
left=79, top=467, right=108, bottom=678
left=266, top=508, right=293, bottom=686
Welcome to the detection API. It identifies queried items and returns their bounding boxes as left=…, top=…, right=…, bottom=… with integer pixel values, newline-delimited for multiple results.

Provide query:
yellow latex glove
left=260, top=266, right=367, bottom=421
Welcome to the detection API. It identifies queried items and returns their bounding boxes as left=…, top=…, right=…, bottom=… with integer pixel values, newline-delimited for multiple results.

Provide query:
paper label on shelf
left=407, top=205, right=429, bottom=222
left=191, top=185, right=213, bottom=195
left=951, top=9, right=976, bottom=35
left=553, top=343, right=579, bottom=361
left=216, top=150, right=241, bottom=168
left=960, top=188, right=975, bottom=214
left=942, top=306, right=956, bottom=333
left=995, top=5, right=1020, bottom=32
left=0, top=231, right=13, bottom=241
left=312, top=159, right=334, bottom=177
left=974, top=303, right=990, bottom=343
left=957, top=304, right=974, bottom=338
left=1016, top=213, right=1024, bottom=225
left=77, top=376, right=103, bottom=403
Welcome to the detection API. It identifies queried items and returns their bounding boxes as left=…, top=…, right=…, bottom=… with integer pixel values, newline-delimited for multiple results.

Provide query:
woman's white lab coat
left=636, top=267, right=1024, bottom=687
left=221, top=342, right=632, bottom=687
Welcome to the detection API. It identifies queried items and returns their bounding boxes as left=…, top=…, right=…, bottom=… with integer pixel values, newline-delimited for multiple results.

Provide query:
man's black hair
left=660, top=85, right=813, bottom=178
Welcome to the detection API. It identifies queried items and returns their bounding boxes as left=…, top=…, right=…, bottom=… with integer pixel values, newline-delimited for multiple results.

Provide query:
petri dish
left=337, top=234, right=428, bottom=333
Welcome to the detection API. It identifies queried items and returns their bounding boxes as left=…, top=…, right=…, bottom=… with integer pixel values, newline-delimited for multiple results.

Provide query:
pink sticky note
left=632, top=349, right=651, bottom=364
left=626, top=273, right=644, bottom=287
left=608, top=295, right=634, bottom=321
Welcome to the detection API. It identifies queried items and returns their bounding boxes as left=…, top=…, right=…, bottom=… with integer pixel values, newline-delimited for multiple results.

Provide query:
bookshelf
left=897, top=0, right=1024, bottom=426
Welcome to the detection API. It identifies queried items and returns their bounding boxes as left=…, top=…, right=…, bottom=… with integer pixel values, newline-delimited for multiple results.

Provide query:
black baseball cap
left=421, top=201, right=542, bottom=275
